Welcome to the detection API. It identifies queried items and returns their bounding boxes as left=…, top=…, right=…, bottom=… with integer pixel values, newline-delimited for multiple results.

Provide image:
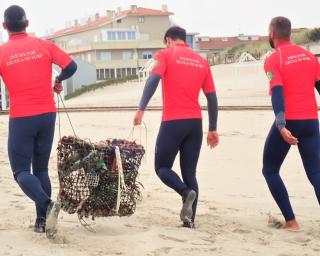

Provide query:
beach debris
left=268, top=214, right=283, bottom=229
left=57, top=136, right=145, bottom=220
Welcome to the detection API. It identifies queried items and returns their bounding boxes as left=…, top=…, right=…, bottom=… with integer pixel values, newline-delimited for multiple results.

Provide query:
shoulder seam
left=34, top=38, right=52, bottom=59
left=167, top=46, right=177, bottom=66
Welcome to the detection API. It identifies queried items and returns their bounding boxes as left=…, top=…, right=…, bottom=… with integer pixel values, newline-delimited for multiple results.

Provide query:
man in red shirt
left=263, top=16, right=320, bottom=231
left=133, top=26, right=219, bottom=228
left=0, top=5, right=77, bottom=237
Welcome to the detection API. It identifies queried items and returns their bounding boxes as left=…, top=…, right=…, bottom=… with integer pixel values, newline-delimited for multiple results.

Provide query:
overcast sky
left=1, top=0, right=319, bottom=40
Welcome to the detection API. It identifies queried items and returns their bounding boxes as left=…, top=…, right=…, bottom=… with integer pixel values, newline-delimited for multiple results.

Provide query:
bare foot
left=281, top=220, right=300, bottom=231
left=268, top=215, right=300, bottom=231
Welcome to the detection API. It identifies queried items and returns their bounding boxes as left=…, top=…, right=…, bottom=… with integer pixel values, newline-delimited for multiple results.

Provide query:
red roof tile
left=118, top=7, right=173, bottom=17
left=198, top=37, right=241, bottom=50
left=197, top=36, right=269, bottom=50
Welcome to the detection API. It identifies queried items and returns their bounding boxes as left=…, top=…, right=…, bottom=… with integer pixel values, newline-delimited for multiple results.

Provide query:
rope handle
left=57, top=94, right=77, bottom=139
left=114, top=146, right=127, bottom=213
left=127, top=121, right=148, bottom=151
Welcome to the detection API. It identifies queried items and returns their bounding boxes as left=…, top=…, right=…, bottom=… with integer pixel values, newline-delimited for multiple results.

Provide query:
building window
left=96, top=51, right=111, bottom=61
left=222, top=37, right=229, bottom=42
left=97, top=69, right=106, bottom=80
left=121, top=68, right=126, bottom=77
left=103, top=31, right=136, bottom=41
left=117, top=19, right=122, bottom=23
left=123, top=51, right=134, bottom=60
left=139, top=16, right=145, bottom=23
left=126, top=68, right=137, bottom=76
left=110, top=69, right=115, bottom=79
left=142, top=51, right=153, bottom=59
left=116, top=68, right=122, bottom=78
left=107, top=31, right=116, bottom=40
left=118, top=31, right=126, bottom=40
left=127, top=31, right=136, bottom=40
left=97, top=68, right=122, bottom=80
left=100, top=69, right=105, bottom=80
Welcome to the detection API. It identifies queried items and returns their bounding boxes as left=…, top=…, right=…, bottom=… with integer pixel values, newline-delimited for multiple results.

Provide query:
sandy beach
left=0, top=64, right=320, bottom=256
left=65, top=64, right=271, bottom=108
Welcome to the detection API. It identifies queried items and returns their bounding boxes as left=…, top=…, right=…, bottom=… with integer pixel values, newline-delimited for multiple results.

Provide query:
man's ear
left=270, top=31, right=275, bottom=41
left=2, top=22, right=7, bottom=30
left=25, top=20, right=29, bottom=28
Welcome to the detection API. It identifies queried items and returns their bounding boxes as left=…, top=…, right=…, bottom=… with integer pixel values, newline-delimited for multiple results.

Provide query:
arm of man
left=271, top=86, right=286, bottom=130
left=271, top=87, right=298, bottom=145
left=315, top=57, right=320, bottom=95
left=316, top=80, right=320, bottom=95
left=205, top=92, right=219, bottom=149
left=138, top=74, right=161, bottom=111
left=202, top=62, right=219, bottom=148
left=56, top=61, right=77, bottom=82
left=54, top=61, right=77, bottom=94
left=133, top=74, right=161, bottom=125
left=205, top=92, right=218, bottom=131
left=265, top=57, right=298, bottom=145
left=134, top=51, right=166, bottom=126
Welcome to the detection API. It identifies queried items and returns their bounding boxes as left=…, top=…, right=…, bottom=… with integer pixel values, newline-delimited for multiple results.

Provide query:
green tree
left=308, top=28, right=320, bottom=42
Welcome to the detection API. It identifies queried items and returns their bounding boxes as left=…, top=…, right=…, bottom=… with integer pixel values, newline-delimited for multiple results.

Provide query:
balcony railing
left=64, top=40, right=164, bottom=54
left=94, top=59, right=151, bottom=68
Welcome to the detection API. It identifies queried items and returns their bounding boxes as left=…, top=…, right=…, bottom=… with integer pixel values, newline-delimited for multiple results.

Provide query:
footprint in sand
left=48, top=234, right=69, bottom=244
left=124, top=223, right=149, bottom=231
left=287, top=236, right=311, bottom=246
left=232, top=228, right=252, bottom=234
left=13, top=193, right=24, bottom=197
left=158, top=234, right=186, bottom=243
left=257, top=237, right=270, bottom=246
left=150, top=247, right=172, bottom=256
left=227, top=207, right=241, bottom=212
left=256, top=228, right=272, bottom=235
left=14, top=205, right=25, bottom=210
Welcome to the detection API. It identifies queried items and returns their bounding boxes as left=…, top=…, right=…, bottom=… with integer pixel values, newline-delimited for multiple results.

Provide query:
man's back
left=264, top=41, right=319, bottom=120
left=0, top=33, right=71, bottom=117
left=151, top=43, right=215, bottom=121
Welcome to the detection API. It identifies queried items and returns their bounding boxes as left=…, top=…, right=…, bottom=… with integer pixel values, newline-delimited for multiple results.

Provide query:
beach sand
left=0, top=64, right=320, bottom=256
left=65, top=64, right=271, bottom=108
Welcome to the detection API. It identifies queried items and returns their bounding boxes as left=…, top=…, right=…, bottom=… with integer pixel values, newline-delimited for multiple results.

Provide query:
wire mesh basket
left=57, top=136, right=145, bottom=220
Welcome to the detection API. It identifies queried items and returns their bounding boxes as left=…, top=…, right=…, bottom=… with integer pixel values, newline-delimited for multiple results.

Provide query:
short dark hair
left=270, top=16, right=291, bottom=40
left=164, top=26, right=186, bottom=42
left=4, top=5, right=27, bottom=33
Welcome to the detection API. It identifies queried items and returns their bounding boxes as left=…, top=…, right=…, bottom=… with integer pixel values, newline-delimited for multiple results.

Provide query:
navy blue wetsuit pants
left=263, top=120, right=320, bottom=221
left=8, top=112, right=56, bottom=219
left=155, top=119, right=203, bottom=221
